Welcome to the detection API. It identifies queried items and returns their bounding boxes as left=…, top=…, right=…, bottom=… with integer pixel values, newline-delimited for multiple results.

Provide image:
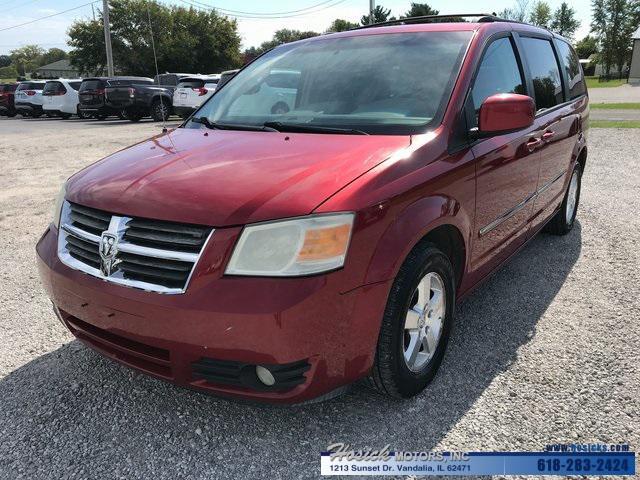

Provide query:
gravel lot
left=0, top=117, right=639, bottom=479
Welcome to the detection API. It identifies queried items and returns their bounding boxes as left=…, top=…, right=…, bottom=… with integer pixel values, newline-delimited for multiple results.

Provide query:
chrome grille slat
left=57, top=201, right=214, bottom=294
left=124, top=217, right=211, bottom=253
left=118, top=252, right=192, bottom=272
left=69, top=211, right=109, bottom=233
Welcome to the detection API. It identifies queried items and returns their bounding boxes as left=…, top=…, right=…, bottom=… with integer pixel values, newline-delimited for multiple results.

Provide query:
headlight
left=226, top=213, right=355, bottom=276
left=52, top=183, right=66, bottom=229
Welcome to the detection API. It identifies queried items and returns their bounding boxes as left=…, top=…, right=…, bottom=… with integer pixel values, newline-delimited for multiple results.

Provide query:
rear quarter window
left=69, top=81, right=82, bottom=90
left=520, top=37, right=564, bottom=111
left=556, top=40, right=586, bottom=99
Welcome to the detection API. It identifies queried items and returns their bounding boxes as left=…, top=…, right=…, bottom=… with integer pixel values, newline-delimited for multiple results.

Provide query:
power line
left=0, top=1, right=98, bottom=32
left=191, top=0, right=337, bottom=16
left=180, top=0, right=351, bottom=19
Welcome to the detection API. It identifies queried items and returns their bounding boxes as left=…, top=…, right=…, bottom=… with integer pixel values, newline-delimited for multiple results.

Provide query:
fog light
left=255, top=365, right=275, bottom=386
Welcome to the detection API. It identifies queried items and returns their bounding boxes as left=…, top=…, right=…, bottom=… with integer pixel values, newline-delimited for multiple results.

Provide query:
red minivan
left=37, top=16, right=588, bottom=403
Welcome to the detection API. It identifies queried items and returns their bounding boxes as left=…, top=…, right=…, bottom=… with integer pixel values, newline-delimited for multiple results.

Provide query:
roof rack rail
left=354, top=13, right=511, bottom=30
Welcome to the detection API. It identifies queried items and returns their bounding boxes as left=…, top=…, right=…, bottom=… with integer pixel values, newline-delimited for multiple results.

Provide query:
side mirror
left=477, top=93, right=535, bottom=136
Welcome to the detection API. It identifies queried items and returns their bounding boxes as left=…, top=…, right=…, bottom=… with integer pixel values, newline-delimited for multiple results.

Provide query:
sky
left=0, top=0, right=594, bottom=55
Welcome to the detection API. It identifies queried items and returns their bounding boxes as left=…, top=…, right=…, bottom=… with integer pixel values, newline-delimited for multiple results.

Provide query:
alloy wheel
left=403, top=272, right=446, bottom=372
left=566, top=169, right=579, bottom=224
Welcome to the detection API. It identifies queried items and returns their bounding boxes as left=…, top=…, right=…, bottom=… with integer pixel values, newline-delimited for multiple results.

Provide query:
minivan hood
left=66, top=127, right=411, bottom=226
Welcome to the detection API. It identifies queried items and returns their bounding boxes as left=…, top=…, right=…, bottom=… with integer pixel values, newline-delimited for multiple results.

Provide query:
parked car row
left=0, top=69, right=239, bottom=122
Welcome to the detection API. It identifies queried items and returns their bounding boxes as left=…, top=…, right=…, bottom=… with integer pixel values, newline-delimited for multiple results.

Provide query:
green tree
left=0, top=55, right=11, bottom=68
left=260, top=29, right=320, bottom=51
left=529, top=0, right=552, bottom=28
left=68, top=0, right=242, bottom=76
left=575, top=34, right=599, bottom=58
left=0, top=65, right=18, bottom=79
left=326, top=18, right=359, bottom=32
left=40, top=48, right=68, bottom=66
left=499, top=0, right=530, bottom=22
left=243, top=29, right=320, bottom=60
left=360, top=5, right=395, bottom=25
left=9, top=44, right=45, bottom=76
left=591, top=0, right=639, bottom=75
left=550, top=2, right=580, bottom=39
left=402, top=2, right=438, bottom=17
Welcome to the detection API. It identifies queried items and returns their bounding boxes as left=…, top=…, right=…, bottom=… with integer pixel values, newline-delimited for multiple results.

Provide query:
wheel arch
left=576, top=145, right=587, bottom=171
left=364, top=195, right=470, bottom=291
left=151, top=94, right=172, bottom=105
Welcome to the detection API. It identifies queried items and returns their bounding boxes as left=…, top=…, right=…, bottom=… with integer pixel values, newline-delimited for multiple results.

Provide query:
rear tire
left=151, top=99, right=170, bottom=122
left=544, top=163, right=582, bottom=236
left=96, top=114, right=107, bottom=121
left=367, top=242, right=456, bottom=398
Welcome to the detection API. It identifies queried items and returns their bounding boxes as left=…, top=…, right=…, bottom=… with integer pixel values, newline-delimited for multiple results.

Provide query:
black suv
left=78, top=77, right=154, bottom=120
left=105, top=73, right=193, bottom=122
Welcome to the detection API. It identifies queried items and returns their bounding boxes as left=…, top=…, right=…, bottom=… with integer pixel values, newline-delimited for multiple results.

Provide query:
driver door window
left=470, top=37, right=526, bottom=128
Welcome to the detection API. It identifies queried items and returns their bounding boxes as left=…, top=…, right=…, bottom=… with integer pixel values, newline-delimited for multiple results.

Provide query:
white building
left=630, top=26, right=640, bottom=84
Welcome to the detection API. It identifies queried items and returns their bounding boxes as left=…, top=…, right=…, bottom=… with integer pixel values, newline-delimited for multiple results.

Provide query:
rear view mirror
left=477, top=93, right=535, bottom=135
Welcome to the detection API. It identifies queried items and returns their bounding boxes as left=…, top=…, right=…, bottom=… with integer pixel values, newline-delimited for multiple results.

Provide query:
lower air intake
left=191, top=357, right=310, bottom=392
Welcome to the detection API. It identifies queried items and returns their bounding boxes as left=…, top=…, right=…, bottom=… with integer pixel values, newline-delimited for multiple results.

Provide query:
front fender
left=364, top=195, right=471, bottom=285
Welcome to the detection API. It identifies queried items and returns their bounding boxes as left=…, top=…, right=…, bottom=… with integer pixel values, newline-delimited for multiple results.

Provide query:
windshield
left=189, top=31, right=471, bottom=135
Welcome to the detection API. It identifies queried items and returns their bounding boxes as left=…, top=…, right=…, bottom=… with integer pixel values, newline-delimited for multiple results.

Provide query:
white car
left=226, top=70, right=300, bottom=117
left=43, top=79, right=83, bottom=119
left=172, top=75, right=220, bottom=119
left=14, top=81, right=46, bottom=117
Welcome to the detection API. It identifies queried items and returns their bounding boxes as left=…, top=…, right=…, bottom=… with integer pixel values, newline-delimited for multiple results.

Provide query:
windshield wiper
left=191, top=116, right=278, bottom=132
left=263, top=121, right=369, bottom=135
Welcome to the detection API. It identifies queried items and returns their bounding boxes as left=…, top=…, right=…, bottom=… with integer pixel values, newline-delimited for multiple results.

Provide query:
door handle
left=542, top=130, right=555, bottom=142
left=526, top=138, right=542, bottom=152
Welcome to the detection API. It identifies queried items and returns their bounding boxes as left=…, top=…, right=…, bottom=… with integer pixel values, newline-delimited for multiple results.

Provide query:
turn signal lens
left=297, top=224, right=351, bottom=262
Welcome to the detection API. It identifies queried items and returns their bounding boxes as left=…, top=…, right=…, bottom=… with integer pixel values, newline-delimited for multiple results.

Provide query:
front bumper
left=36, top=225, right=390, bottom=403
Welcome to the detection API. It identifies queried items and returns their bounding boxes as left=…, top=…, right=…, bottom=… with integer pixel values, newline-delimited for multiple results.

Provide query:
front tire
left=367, top=243, right=456, bottom=398
left=151, top=99, right=170, bottom=122
left=545, top=163, right=582, bottom=235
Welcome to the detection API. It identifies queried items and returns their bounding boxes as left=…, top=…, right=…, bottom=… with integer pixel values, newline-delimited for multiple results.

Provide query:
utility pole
left=102, top=0, right=114, bottom=76
left=369, top=0, right=375, bottom=24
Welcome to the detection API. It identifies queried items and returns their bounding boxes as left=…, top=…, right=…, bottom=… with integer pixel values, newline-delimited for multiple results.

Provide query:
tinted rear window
left=178, top=79, right=205, bottom=88
left=43, top=82, right=65, bottom=94
left=69, top=81, right=82, bottom=90
left=0, top=84, right=17, bottom=92
left=520, top=37, right=564, bottom=110
left=155, top=74, right=179, bottom=86
left=79, top=80, right=106, bottom=91
left=556, top=40, right=586, bottom=99
left=17, top=82, right=45, bottom=91
left=108, top=79, right=154, bottom=87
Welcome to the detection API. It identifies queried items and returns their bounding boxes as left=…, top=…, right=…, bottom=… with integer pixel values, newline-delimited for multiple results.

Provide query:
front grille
left=57, top=201, right=213, bottom=294
left=191, top=357, right=311, bottom=392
